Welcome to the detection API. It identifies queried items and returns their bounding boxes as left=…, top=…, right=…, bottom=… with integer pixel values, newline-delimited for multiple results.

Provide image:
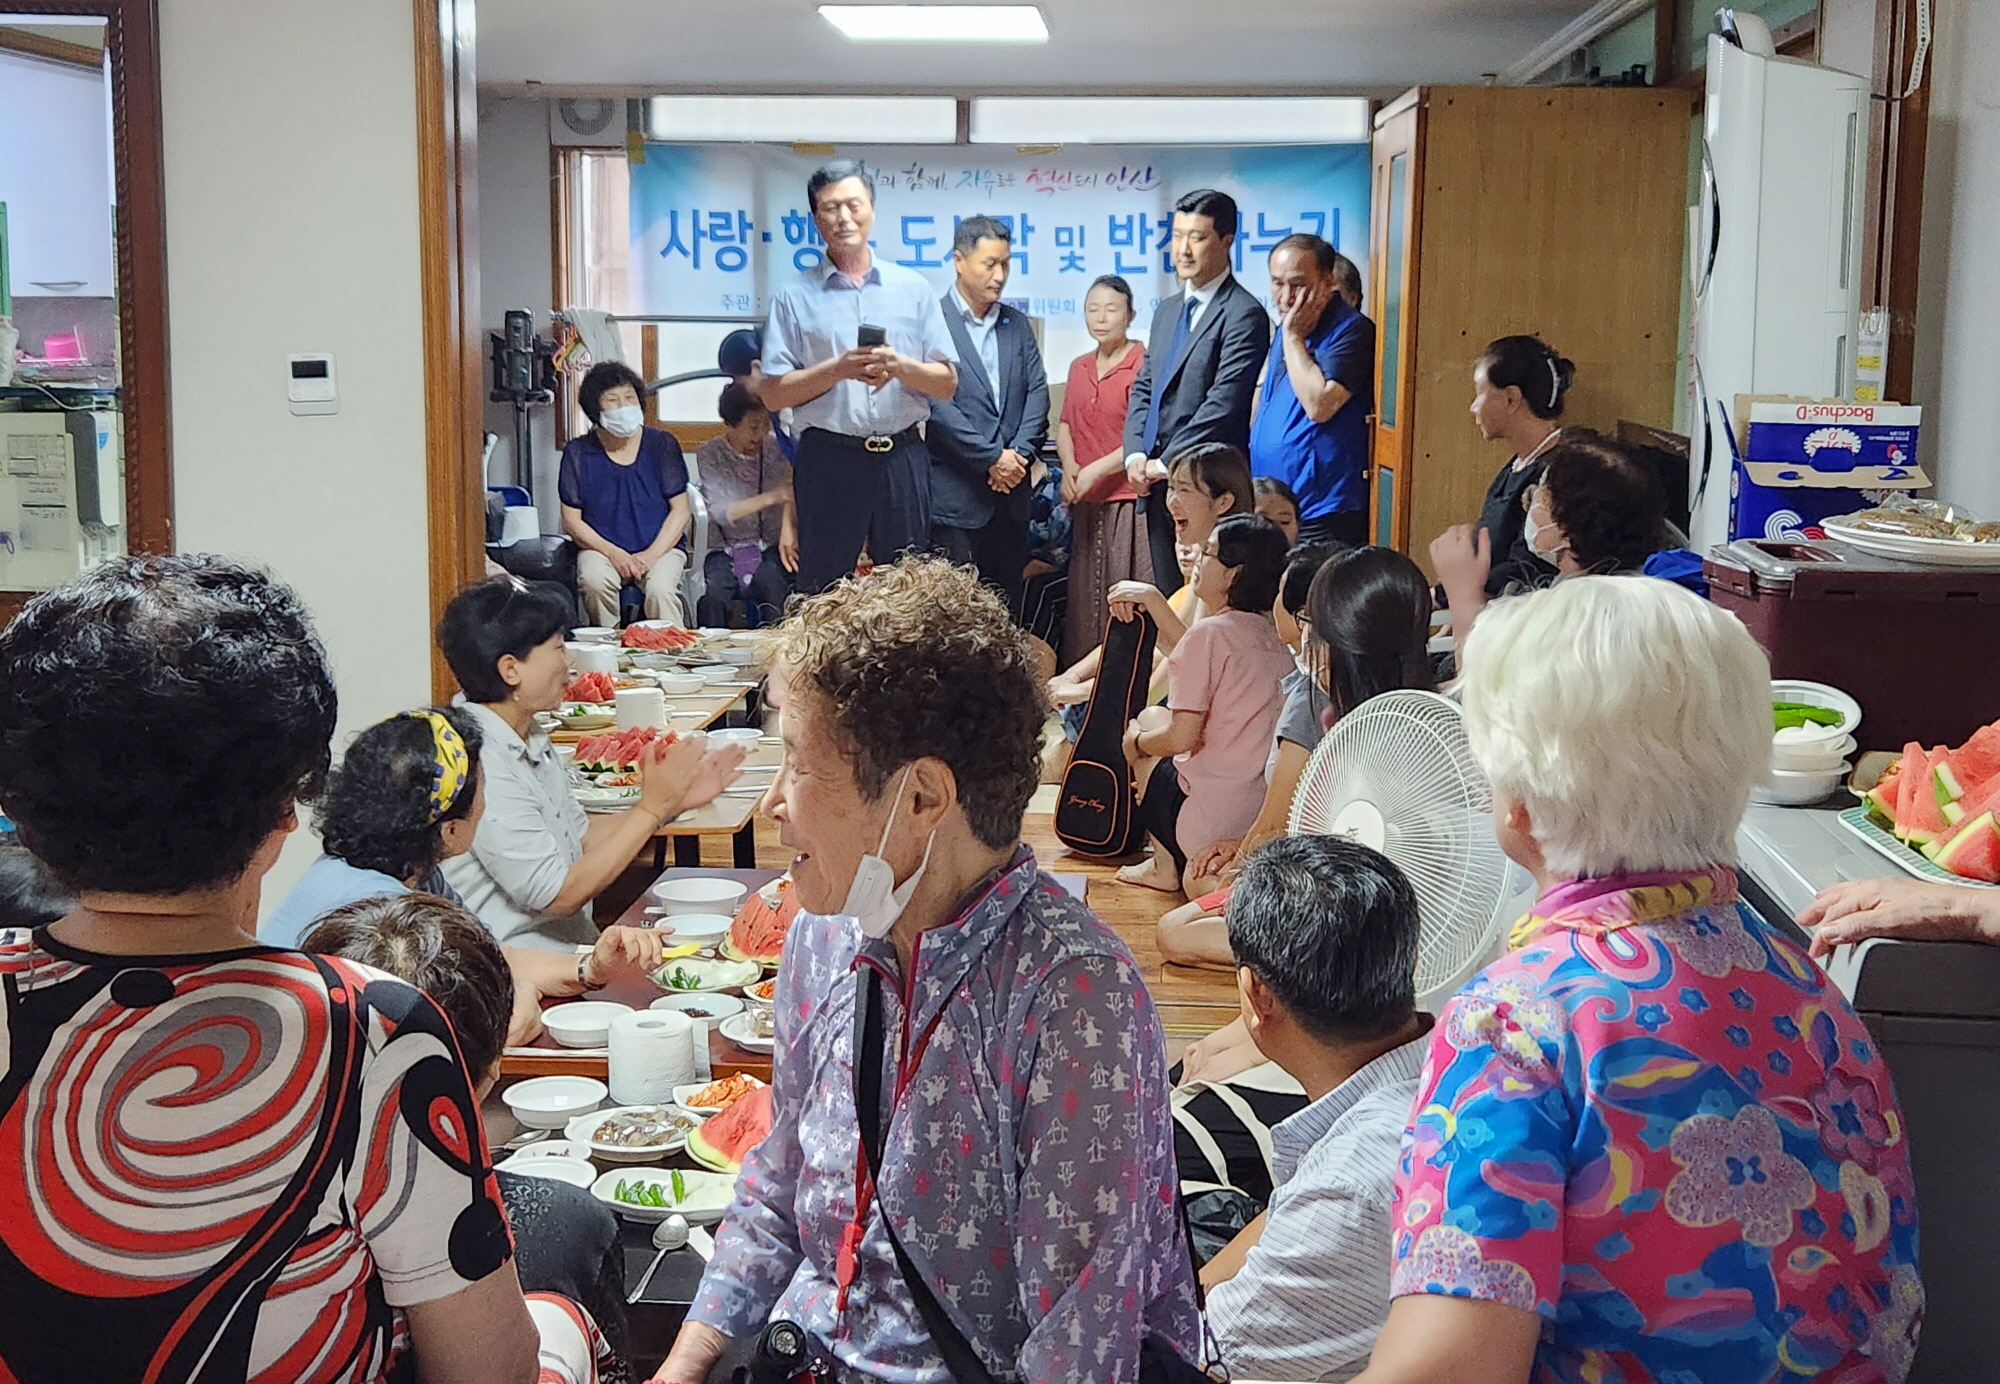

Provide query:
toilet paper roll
left=568, top=643, right=618, bottom=676
left=615, top=685, right=667, bottom=729
left=689, top=1017, right=713, bottom=1081
left=608, top=1009, right=695, bottom=1106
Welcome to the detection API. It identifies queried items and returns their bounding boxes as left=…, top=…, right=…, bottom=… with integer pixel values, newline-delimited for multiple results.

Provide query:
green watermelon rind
left=1932, top=812, right=2000, bottom=883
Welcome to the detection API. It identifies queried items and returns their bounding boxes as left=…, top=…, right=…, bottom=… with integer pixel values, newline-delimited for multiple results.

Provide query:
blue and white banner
left=629, top=142, right=1370, bottom=367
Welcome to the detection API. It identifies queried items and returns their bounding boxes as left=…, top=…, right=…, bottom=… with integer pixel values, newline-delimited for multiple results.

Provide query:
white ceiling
left=477, top=0, right=1598, bottom=95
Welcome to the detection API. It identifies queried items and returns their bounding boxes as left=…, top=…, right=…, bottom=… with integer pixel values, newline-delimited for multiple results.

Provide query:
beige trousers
left=576, top=547, right=688, bottom=627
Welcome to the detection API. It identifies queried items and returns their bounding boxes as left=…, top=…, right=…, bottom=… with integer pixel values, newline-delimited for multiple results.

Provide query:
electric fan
left=1287, top=689, right=1524, bottom=1007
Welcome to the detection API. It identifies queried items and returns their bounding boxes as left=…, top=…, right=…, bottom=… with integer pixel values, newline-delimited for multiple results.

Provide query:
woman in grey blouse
left=435, top=577, right=744, bottom=951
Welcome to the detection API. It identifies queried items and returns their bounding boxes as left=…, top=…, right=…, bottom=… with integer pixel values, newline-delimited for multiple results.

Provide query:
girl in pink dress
left=1120, top=514, right=1295, bottom=894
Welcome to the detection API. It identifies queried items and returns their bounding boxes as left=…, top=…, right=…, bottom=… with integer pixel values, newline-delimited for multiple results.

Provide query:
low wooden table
left=498, top=867, right=782, bottom=1080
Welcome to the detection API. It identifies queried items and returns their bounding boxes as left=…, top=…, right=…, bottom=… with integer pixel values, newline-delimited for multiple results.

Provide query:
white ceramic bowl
left=653, top=673, right=705, bottom=698
left=1772, top=679, right=1863, bottom=739
left=717, top=646, right=761, bottom=666
left=698, top=627, right=732, bottom=640
left=502, top=1075, right=608, bottom=1129
left=1753, top=763, right=1851, bottom=807
left=512, top=1137, right=596, bottom=1161
left=649, top=991, right=745, bottom=1023
left=1770, top=731, right=1858, bottom=773
left=740, top=975, right=778, bottom=1011
left=651, top=876, right=749, bottom=915
left=540, top=1000, right=632, bottom=1048
left=655, top=911, right=732, bottom=944
left=570, top=626, right=619, bottom=643
left=504, top=1153, right=598, bottom=1188
left=706, top=727, right=761, bottom=749
left=690, top=664, right=737, bottom=684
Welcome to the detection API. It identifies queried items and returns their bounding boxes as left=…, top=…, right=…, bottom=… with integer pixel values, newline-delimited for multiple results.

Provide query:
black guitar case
left=1055, top=609, right=1159, bottom=858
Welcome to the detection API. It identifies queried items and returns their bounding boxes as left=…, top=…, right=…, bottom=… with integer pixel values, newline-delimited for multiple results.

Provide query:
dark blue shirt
left=1248, top=298, right=1375, bottom=521
left=557, top=426, right=689, bottom=555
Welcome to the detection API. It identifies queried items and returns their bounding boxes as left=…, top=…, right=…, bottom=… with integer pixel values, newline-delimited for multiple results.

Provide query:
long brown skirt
left=1063, top=498, right=1150, bottom=667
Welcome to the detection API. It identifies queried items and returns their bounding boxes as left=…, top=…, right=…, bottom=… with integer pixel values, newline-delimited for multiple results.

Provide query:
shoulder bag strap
left=853, top=966, right=1005, bottom=1384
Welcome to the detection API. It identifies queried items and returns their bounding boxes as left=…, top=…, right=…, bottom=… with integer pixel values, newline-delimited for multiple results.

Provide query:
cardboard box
left=1728, top=396, right=1927, bottom=541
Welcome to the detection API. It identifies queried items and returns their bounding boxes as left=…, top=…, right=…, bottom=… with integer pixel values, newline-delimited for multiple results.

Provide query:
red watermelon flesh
left=1933, top=813, right=2000, bottom=883
left=726, top=882, right=798, bottom=965
left=1891, top=744, right=1928, bottom=840
left=1953, top=772, right=2000, bottom=828
left=1865, top=762, right=1903, bottom=825
left=1950, top=724, right=2000, bottom=799
left=686, top=1083, right=773, bottom=1173
left=1899, top=749, right=1953, bottom=846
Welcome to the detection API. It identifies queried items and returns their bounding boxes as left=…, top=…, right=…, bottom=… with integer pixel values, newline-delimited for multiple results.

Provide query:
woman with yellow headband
left=265, top=708, right=670, bottom=1042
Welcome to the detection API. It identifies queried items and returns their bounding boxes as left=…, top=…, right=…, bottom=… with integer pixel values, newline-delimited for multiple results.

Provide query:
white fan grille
left=1288, top=690, right=1511, bottom=999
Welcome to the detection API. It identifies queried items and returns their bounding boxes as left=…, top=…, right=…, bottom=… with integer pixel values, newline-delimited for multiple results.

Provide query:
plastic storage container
left=1705, top=537, right=2000, bottom=750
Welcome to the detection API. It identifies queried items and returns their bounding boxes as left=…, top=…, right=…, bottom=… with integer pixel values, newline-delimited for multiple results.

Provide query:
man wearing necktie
left=927, top=215, right=1051, bottom=610
left=1121, top=189, right=1272, bottom=589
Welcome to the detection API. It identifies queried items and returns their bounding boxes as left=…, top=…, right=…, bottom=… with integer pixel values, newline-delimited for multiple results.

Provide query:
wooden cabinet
left=1368, top=85, right=1691, bottom=568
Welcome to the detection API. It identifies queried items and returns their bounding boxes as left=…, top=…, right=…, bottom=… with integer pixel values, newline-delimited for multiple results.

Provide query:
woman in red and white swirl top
left=0, top=556, right=541, bottom=1384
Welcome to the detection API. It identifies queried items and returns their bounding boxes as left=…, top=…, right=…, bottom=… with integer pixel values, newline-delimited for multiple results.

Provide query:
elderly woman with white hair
left=1349, top=577, right=1923, bottom=1384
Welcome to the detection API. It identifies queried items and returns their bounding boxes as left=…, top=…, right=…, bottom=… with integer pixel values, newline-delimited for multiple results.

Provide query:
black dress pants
left=792, top=427, right=931, bottom=594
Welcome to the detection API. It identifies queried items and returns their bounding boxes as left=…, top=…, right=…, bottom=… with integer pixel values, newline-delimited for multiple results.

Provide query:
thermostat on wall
left=288, top=353, right=338, bottom=416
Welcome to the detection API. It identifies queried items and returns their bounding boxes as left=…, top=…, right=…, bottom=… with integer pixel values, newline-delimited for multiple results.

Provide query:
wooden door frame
left=415, top=0, right=483, bottom=701
left=1367, top=91, right=1426, bottom=556
left=0, top=0, right=172, bottom=630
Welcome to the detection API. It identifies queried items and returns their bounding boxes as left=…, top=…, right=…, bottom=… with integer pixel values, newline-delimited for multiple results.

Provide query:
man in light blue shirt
left=760, top=160, right=958, bottom=592
left=1201, top=834, right=1433, bottom=1383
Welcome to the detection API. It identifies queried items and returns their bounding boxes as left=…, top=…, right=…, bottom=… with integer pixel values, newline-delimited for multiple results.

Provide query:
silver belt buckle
left=864, top=434, right=895, bottom=454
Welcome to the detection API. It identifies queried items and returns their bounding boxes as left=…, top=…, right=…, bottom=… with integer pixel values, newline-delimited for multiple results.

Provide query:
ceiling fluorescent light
left=819, top=5, right=1048, bottom=43
left=969, top=96, right=1372, bottom=145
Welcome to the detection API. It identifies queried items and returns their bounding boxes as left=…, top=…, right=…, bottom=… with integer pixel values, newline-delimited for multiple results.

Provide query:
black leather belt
left=803, top=425, right=921, bottom=455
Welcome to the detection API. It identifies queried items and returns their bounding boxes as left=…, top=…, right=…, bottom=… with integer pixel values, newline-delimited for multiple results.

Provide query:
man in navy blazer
left=1122, top=189, right=1272, bottom=588
left=928, top=214, right=1050, bottom=608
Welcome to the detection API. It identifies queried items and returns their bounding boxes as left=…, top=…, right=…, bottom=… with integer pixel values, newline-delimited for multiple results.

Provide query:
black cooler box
left=1705, top=538, right=2000, bottom=751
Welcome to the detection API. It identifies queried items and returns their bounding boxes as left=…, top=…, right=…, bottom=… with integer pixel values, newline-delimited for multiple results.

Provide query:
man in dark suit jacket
left=1121, top=188, right=1272, bottom=588
left=928, top=214, right=1051, bottom=608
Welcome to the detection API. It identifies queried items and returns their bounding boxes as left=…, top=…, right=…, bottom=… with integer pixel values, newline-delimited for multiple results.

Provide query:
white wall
left=477, top=96, right=562, bottom=531
left=1911, top=0, right=2000, bottom=514
left=158, top=0, right=433, bottom=906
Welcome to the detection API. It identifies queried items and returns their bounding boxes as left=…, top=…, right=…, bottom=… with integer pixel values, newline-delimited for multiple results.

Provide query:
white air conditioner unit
left=549, top=97, right=625, bottom=148
left=1687, top=12, right=1869, bottom=551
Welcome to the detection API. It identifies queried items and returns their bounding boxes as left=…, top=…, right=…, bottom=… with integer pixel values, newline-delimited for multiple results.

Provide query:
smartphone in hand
left=855, top=323, right=887, bottom=348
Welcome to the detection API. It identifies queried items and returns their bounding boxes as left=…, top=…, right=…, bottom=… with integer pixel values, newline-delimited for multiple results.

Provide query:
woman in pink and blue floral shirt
left=1352, top=576, right=1921, bottom=1384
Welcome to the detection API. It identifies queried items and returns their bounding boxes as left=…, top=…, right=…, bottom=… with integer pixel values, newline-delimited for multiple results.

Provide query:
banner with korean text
left=629, top=142, right=1370, bottom=371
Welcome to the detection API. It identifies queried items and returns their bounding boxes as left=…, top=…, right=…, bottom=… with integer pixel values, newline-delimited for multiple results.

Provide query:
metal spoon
left=627, top=1213, right=688, bottom=1304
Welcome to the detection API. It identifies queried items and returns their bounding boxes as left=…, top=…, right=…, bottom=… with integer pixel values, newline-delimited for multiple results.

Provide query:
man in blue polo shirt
left=1249, top=234, right=1376, bottom=548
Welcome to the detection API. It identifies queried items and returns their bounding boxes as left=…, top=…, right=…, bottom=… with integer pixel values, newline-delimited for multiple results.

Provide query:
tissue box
left=1729, top=396, right=1927, bottom=541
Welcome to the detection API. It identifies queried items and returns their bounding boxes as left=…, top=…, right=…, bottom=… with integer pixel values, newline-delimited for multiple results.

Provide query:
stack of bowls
left=1756, top=679, right=1863, bottom=806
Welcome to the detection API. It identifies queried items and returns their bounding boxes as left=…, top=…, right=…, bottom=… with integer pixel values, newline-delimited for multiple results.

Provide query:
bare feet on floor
left=1116, top=853, right=1184, bottom=893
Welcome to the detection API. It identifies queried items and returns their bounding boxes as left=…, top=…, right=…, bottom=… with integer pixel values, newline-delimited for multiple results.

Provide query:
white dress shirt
left=1183, top=269, right=1231, bottom=334
left=1206, top=1032, right=1428, bottom=1383
left=440, top=700, right=597, bottom=951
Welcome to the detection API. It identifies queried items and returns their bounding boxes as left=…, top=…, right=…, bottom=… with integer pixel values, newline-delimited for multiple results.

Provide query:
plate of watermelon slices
left=1838, top=722, right=2000, bottom=886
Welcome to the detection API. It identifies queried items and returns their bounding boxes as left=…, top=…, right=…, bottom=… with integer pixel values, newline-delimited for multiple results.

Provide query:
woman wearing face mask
left=1430, top=431, right=1666, bottom=657
left=560, top=361, right=694, bottom=628
left=659, top=557, right=1199, bottom=1384
left=1465, top=335, right=1575, bottom=596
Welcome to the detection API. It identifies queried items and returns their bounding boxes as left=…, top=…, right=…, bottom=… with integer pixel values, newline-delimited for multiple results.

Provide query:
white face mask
left=599, top=404, right=644, bottom=438
left=1523, top=508, right=1563, bottom=561
left=841, top=766, right=937, bottom=939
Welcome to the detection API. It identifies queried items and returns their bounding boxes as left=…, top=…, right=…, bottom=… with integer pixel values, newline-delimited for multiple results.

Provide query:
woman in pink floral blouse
left=1350, top=576, right=1922, bottom=1384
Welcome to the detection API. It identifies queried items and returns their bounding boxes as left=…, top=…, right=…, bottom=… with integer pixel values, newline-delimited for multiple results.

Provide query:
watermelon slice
left=1897, top=748, right=1953, bottom=846
left=1864, top=761, right=1903, bottom=826
left=1949, top=723, right=2000, bottom=799
left=686, top=1083, right=772, bottom=1174
left=725, top=881, right=797, bottom=966
left=1892, top=744, right=1933, bottom=843
left=1954, top=772, right=2000, bottom=830
left=1931, top=812, right=2000, bottom=883
left=1935, top=757, right=1968, bottom=828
